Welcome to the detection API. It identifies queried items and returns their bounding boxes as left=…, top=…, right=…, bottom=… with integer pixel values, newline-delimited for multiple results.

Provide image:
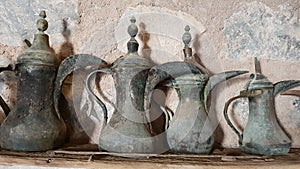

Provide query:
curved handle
left=0, top=63, right=14, bottom=116
left=160, top=106, right=174, bottom=130
left=223, top=95, right=245, bottom=144
left=0, top=96, right=10, bottom=116
left=53, top=54, right=108, bottom=119
left=223, top=89, right=262, bottom=145
left=160, top=80, right=176, bottom=130
left=145, top=80, right=175, bottom=135
left=85, top=68, right=112, bottom=124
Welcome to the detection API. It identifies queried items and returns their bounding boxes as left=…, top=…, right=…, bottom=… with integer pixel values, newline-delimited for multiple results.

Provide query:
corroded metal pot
left=224, top=57, right=300, bottom=155
left=85, top=17, right=155, bottom=153
left=0, top=11, right=66, bottom=151
left=143, top=26, right=247, bottom=154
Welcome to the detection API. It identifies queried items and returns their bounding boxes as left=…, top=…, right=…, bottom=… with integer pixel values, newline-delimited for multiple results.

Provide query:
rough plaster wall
left=0, top=0, right=78, bottom=47
left=224, top=2, right=300, bottom=60
left=0, top=0, right=299, bottom=149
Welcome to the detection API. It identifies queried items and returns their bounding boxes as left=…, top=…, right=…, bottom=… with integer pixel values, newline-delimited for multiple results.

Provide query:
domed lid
left=112, top=16, right=151, bottom=68
left=169, top=73, right=209, bottom=87
left=246, top=57, right=273, bottom=90
left=17, top=10, right=58, bottom=66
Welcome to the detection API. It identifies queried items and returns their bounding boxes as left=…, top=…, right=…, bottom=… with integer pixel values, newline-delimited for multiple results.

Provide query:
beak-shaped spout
left=144, top=62, right=201, bottom=112
left=204, top=70, right=248, bottom=112
left=273, top=80, right=300, bottom=96
left=281, top=90, right=300, bottom=97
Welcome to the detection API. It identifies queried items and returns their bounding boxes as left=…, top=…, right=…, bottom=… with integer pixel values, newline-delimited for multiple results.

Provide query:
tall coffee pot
left=85, top=17, right=155, bottom=153
left=0, top=11, right=66, bottom=151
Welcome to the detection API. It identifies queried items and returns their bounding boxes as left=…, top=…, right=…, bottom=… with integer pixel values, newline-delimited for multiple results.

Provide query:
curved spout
left=53, top=54, right=107, bottom=119
left=273, top=80, right=300, bottom=96
left=281, top=90, right=300, bottom=97
left=204, top=70, right=248, bottom=112
left=144, top=61, right=201, bottom=112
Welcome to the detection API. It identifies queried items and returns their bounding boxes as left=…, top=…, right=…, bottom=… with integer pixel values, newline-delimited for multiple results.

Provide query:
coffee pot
left=85, top=17, right=155, bottom=153
left=143, top=26, right=247, bottom=154
left=0, top=11, right=66, bottom=151
left=224, top=57, right=300, bottom=155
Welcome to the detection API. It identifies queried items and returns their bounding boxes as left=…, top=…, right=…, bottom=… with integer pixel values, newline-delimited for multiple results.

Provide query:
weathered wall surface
left=0, top=0, right=299, bottom=149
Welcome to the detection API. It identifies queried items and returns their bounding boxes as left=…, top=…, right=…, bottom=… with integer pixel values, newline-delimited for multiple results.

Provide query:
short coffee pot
left=224, top=57, right=300, bottom=155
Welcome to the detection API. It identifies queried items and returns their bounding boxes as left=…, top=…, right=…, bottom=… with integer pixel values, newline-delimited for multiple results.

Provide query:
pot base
left=241, top=142, right=291, bottom=155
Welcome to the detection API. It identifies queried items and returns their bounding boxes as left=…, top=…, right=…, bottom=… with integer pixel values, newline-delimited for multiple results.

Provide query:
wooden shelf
left=0, top=145, right=299, bottom=169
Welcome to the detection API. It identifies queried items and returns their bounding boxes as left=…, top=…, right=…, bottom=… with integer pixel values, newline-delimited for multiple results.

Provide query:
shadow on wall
left=139, top=22, right=171, bottom=151
left=192, top=34, right=211, bottom=74
left=139, top=22, right=156, bottom=65
left=59, top=18, right=74, bottom=61
left=58, top=19, right=91, bottom=146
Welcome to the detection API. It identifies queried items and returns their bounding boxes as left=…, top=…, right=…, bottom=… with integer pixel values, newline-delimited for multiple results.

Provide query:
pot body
left=242, top=89, right=291, bottom=155
left=167, top=78, right=214, bottom=154
left=0, top=34, right=66, bottom=151
left=98, top=55, right=156, bottom=153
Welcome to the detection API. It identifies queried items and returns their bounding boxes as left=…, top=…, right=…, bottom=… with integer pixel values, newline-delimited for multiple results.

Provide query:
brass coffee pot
left=85, top=17, right=155, bottom=153
left=144, top=26, right=247, bottom=154
left=224, top=57, right=300, bottom=155
left=0, top=11, right=66, bottom=151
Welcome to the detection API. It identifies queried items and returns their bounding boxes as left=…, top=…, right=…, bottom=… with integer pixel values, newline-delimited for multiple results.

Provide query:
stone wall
left=0, top=0, right=299, bottom=148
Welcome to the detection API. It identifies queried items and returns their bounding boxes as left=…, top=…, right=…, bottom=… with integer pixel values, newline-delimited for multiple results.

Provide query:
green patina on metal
left=224, top=57, right=300, bottom=155
left=143, top=26, right=248, bottom=154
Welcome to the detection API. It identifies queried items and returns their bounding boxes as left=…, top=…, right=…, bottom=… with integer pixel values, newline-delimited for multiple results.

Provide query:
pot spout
left=204, top=70, right=248, bottom=112
left=273, top=80, right=300, bottom=96
left=144, top=62, right=201, bottom=112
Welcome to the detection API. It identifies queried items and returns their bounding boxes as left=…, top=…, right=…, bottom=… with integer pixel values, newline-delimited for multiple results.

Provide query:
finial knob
left=254, top=57, right=262, bottom=74
left=182, top=25, right=191, bottom=48
left=127, top=16, right=138, bottom=38
left=37, top=10, right=48, bottom=33
left=127, top=16, right=139, bottom=53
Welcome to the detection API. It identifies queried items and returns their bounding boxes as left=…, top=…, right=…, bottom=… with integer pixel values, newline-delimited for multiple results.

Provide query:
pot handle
left=54, top=54, right=108, bottom=120
left=146, top=87, right=175, bottom=135
left=160, top=105, right=174, bottom=130
left=0, top=64, right=14, bottom=116
left=85, top=68, right=112, bottom=124
left=223, top=89, right=262, bottom=145
left=0, top=96, right=10, bottom=116
left=157, top=80, right=178, bottom=130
